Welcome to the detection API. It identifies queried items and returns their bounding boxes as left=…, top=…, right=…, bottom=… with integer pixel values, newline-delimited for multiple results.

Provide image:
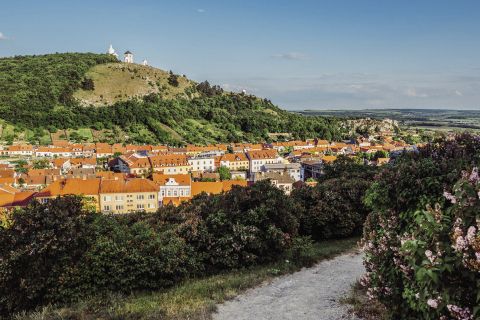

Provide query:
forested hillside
left=0, top=53, right=118, bottom=121
left=0, top=53, right=344, bottom=145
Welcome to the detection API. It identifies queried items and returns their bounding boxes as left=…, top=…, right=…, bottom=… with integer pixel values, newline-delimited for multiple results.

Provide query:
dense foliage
left=362, top=134, right=480, bottom=319
left=0, top=177, right=368, bottom=316
left=0, top=53, right=118, bottom=124
left=292, top=156, right=377, bottom=240
left=0, top=53, right=343, bottom=145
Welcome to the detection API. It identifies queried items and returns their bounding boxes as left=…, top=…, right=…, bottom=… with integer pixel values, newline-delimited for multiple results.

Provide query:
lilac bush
left=362, top=135, right=480, bottom=320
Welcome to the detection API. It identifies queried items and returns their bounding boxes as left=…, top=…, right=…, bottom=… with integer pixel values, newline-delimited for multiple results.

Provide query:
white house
left=188, top=156, right=215, bottom=172
left=153, top=174, right=192, bottom=202
left=247, top=149, right=283, bottom=174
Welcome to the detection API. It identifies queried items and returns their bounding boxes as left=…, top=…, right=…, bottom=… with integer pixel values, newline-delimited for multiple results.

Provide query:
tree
left=80, top=78, right=95, bottom=91
left=32, top=158, right=50, bottom=169
left=13, top=160, right=28, bottom=174
left=168, top=71, right=179, bottom=87
left=218, top=166, right=231, bottom=181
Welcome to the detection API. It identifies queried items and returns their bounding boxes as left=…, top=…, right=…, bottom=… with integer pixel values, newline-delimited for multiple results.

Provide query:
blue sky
left=1, top=0, right=479, bottom=110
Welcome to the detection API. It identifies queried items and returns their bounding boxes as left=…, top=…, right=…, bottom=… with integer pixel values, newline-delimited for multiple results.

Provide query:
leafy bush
left=292, top=157, right=376, bottom=240
left=169, top=181, right=301, bottom=270
left=0, top=177, right=361, bottom=316
left=56, top=216, right=200, bottom=302
left=362, top=134, right=480, bottom=320
left=0, top=197, right=93, bottom=315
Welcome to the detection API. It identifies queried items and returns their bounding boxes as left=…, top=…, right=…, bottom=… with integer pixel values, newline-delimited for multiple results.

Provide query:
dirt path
left=213, top=250, right=364, bottom=320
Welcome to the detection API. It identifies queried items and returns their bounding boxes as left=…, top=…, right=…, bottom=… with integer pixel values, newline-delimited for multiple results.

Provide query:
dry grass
left=341, top=280, right=388, bottom=320
left=73, top=63, right=197, bottom=106
left=15, top=238, right=359, bottom=320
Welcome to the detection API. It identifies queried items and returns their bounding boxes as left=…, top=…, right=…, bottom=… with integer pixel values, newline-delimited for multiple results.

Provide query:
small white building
left=124, top=51, right=134, bottom=63
left=142, top=59, right=148, bottom=66
left=107, top=44, right=118, bottom=58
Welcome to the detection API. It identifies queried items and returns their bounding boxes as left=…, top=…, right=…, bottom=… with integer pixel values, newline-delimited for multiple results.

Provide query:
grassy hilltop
left=0, top=53, right=343, bottom=145
left=73, top=63, right=196, bottom=106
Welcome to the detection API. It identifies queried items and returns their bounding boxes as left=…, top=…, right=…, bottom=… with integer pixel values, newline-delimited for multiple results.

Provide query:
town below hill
left=0, top=131, right=418, bottom=214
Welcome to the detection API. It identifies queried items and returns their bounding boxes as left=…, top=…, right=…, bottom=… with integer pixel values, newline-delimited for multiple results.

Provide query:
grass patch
left=340, top=280, right=387, bottom=320
left=15, top=237, right=359, bottom=320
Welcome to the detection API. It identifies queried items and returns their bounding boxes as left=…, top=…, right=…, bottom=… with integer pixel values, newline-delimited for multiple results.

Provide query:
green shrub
left=170, top=181, right=301, bottom=270
left=292, top=163, right=374, bottom=240
left=56, top=216, right=200, bottom=301
left=0, top=178, right=360, bottom=316
left=0, top=196, right=94, bottom=316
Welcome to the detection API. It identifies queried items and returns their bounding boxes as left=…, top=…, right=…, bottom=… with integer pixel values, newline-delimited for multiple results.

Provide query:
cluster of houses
left=0, top=136, right=416, bottom=214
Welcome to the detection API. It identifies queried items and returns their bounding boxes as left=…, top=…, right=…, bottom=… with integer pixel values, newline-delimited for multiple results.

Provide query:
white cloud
left=405, top=88, right=429, bottom=98
left=271, top=52, right=307, bottom=60
left=207, top=72, right=480, bottom=110
left=0, top=32, right=8, bottom=40
left=197, top=8, right=205, bottom=13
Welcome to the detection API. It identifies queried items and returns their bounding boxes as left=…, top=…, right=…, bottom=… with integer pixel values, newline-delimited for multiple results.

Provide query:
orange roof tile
left=191, top=181, right=224, bottom=196
left=70, top=158, right=97, bottom=166
left=219, top=153, right=248, bottom=162
left=7, top=145, right=34, bottom=151
left=222, top=180, right=247, bottom=192
left=100, top=178, right=158, bottom=193
left=322, top=155, right=338, bottom=163
left=149, top=154, right=188, bottom=167
left=247, top=149, right=278, bottom=160
left=152, top=173, right=191, bottom=186
left=37, top=178, right=101, bottom=197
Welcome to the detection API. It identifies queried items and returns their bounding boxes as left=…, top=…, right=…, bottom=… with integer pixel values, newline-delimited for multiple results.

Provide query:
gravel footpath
left=213, top=250, right=364, bottom=320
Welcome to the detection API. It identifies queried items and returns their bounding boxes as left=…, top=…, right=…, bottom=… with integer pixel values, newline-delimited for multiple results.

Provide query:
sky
left=1, top=0, right=479, bottom=110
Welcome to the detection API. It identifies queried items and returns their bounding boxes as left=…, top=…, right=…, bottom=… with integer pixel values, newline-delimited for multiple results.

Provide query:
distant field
left=300, top=109, right=480, bottom=132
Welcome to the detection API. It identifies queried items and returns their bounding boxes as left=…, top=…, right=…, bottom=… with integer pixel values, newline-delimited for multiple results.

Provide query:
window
left=115, top=205, right=124, bottom=211
left=103, top=205, right=111, bottom=211
left=103, top=195, right=111, bottom=202
left=115, top=195, right=123, bottom=201
left=137, top=195, right=144, bottom=200
left=137, top=204, right=145, bottom=209
left=147, top=203, right=155, bottom=209
left=148, top=194, right=155, bottom=200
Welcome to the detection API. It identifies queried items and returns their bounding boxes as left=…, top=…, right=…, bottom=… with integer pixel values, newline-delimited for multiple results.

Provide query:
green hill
left=73, top=63, right=197, bottom=106
left=0, top=53, right=343, bottom=145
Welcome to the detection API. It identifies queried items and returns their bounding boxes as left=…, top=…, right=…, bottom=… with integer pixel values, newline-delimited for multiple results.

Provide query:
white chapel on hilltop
left=124, top=50, right=133, bottom=63
left=107, top=44, right=118, bottom=58
left=106, top=45, right=148, bottom=65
